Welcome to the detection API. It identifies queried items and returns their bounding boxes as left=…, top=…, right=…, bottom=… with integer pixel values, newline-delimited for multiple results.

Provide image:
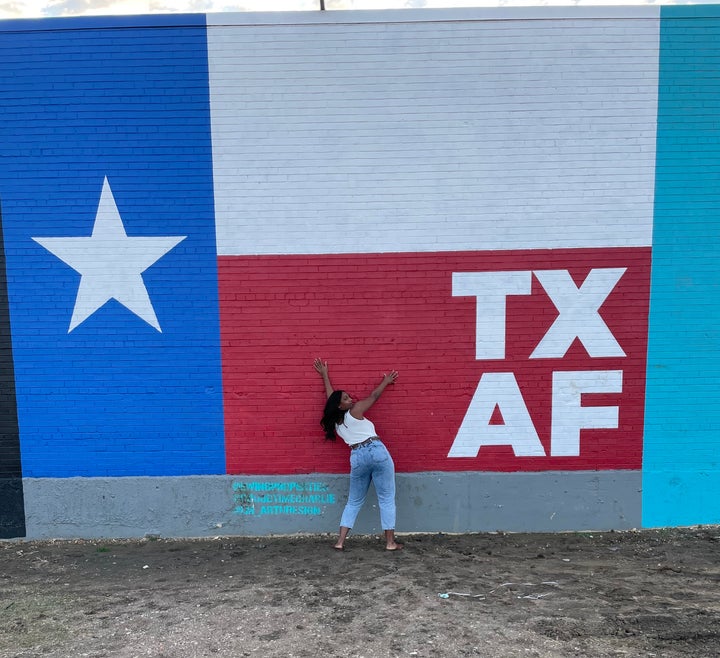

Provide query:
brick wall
left=642, top=5, right=720, bottom=526
left=209, top=11, right=658, bottom=477
left=0, top=16, right=226, bottom=479
left=2, top=7, right=719, bottom=537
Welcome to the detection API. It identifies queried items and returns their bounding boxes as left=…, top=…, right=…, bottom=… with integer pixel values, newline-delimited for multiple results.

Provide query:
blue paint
left=0, top=22, right=225, bottom=477
left=643, top=7, right=720, bottom=526
left=0, top=13, right=205, bottom=33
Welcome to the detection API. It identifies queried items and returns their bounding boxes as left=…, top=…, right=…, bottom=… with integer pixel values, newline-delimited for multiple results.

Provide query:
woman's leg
left=371, top=443, right=402, bottom=549
left=336, top=452, right=372, bottom=548
left=334, top=526, right=351, bottom=550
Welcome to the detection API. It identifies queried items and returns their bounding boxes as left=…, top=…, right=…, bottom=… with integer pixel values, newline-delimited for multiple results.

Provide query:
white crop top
left=336, top=412, right=378, bottom=446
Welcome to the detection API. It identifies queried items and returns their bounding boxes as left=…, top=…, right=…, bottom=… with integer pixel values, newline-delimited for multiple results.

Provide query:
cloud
left=39, top=0, right=321, bottom=16
left=43, top=0, right=128, bottom=16
left=0, top=1, right=28, bottom=16
left=148, top=0, right=210, bottom=11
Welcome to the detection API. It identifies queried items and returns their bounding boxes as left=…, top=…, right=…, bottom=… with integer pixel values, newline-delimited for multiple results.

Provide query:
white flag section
left=208, top=11, right=659, bottom=256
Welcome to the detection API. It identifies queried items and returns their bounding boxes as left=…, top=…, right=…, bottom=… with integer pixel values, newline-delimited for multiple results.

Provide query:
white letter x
left=530, top=268, right=626, bottom=359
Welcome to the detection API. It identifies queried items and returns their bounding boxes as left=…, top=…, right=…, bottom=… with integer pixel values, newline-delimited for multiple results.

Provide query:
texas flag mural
left=211, top=14, right=655, bottom=475
left=0, top=12, right=657, bottom=482
left=0, top=16, right=226, bottom=478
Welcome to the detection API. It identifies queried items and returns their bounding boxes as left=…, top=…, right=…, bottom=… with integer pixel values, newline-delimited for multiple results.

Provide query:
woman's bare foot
left=384, top=529, right=402, bottom=551
left=333, top=527, right=350, bottom=551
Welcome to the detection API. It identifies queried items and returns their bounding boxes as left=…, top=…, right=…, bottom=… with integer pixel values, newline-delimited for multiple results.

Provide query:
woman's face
left=338, top=392, right=354, bottom=411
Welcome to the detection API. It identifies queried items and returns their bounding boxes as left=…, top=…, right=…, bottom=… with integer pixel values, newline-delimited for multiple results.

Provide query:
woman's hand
left=350, top=368, right=398, bottom=418
left=382, top=370, right=398, bottom=385
left=314, top=358, right=334, bottom=398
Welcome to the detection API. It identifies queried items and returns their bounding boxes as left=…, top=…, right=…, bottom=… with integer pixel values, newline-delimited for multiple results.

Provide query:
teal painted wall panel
left=644, top=6, right=720, bottom=526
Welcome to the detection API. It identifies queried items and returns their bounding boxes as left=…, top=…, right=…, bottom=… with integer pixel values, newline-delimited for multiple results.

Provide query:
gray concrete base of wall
left=20, top=471, right=641, bottom=540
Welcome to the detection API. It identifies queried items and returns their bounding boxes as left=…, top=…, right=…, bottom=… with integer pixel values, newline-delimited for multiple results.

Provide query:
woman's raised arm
left=349, top=370, right=398, bottom=419
left=313, top=358, right=334, bottom=398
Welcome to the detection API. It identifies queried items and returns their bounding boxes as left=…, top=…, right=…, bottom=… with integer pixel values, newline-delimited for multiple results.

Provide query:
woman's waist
left=349, top=436, right=381, bottom=450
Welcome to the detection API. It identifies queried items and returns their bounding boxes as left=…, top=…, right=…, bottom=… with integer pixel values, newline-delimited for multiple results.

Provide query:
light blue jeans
left=340, top=439, right=397, bottom=530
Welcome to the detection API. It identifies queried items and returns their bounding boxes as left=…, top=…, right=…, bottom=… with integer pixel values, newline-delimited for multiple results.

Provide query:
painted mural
left=221, top=250, right=650, bottom=474
left=0, top=6, right=718, bottom=539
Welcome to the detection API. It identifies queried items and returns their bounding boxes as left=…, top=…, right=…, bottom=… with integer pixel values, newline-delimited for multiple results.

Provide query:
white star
left=33, top=177, right=186, bottom=333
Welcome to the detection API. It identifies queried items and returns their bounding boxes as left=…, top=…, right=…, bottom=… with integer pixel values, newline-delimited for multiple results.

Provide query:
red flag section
left=219, top=248, right=650, bottom=475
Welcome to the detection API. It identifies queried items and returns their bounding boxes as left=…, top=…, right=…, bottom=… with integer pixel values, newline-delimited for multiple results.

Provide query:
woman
left=313, top=358, right=403, bottom=551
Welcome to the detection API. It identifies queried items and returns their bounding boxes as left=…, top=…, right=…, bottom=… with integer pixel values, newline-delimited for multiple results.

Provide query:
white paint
left=447, top=369, right=623, bottom=458
left=32, top=177, right=186, bottom=332
left=550, top=370, right=623, bottom=456
left=452, top=271, right=532, bottom=360
left=449, top=266, right=626, bottom=459
left=206, top=7, right=662, bottom=26
left=453, top=268, right=625, bottom=361
left=530, top=268, right=627, bottom=359
left=447, top=372, right=545, bottom=458
left=209, top=14, right=659, bottom=255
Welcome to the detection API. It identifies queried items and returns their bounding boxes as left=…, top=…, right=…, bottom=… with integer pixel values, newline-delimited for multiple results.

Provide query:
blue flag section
left=0, top=16, right=226, bottom=477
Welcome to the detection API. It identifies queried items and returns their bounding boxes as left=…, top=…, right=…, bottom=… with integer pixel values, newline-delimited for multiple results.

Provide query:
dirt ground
left=1, top=528, right=720, bottom=658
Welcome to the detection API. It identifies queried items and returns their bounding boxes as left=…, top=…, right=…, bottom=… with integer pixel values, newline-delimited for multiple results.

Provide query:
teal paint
left=643, top=6, right=720, bottom=526
left=232, top=481, right=336, bottom=516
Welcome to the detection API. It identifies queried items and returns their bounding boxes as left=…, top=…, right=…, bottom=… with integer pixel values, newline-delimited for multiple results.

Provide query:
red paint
left=219, top=248, right=650, bottom=474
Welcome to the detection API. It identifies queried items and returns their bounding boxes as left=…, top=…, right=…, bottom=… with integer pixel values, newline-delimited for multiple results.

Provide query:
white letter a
left=448, top=373, right=545, bottom=458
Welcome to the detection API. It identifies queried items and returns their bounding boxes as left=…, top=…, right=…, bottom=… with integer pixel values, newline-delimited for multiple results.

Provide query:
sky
left=0, top=0, right=715, bottom=21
